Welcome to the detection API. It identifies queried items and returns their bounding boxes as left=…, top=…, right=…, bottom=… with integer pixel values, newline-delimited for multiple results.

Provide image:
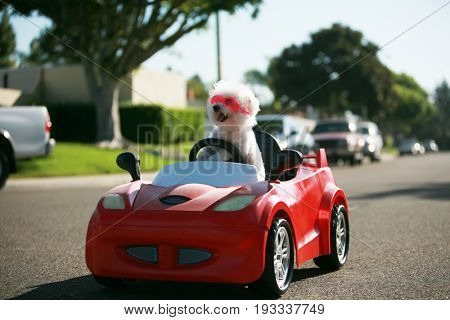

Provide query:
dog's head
left=207, top=80, right=260, bottom=128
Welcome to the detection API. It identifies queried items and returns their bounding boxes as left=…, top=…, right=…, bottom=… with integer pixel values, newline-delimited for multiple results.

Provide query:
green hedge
left=46, top=103, right=205, bottom=144
left=47, top=104, right=96, bottom=142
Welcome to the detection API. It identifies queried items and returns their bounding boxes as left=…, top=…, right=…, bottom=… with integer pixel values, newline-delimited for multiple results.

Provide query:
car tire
left=349, top=156, right=360, bottom=166
left=314, top=204, right=349, bottom=270
left=258, top=218, right=295, bottom=296
left=370, top=153, right=381, bottom=162
left=0, top=149, right=10, bottom=190
left=93, top=275, right=127, bottom=289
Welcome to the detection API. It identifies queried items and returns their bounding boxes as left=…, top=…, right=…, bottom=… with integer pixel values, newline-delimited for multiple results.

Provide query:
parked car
left=86, top=132, right=350, bottom=296
left=421, top=139, right=439, bottom=153
left=312, top=119, right=365, bottom=165
left=398, top=138, right=424, bottom=156
left=0, top=106, right=55, bottom=188
left=358, top=121, right=383, bottom=161
left=256, top=115, right=317, bottom=154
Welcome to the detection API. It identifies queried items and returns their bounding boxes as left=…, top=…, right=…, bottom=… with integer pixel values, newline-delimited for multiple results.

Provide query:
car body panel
left=0, top=106, right=55, bottom=159
left=85, top=149, right=348, bottom=284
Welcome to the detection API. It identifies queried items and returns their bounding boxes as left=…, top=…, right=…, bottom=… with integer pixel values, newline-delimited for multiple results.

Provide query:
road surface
left=1, top=153, right=449, bottom=299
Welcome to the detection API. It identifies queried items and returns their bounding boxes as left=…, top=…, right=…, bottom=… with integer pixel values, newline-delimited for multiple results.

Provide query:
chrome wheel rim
left=336, top=212, right=347, bottom=263
left=273, top=226, right=290, bottom=289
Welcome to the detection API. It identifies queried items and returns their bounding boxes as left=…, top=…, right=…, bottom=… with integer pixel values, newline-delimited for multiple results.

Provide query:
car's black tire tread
left=257, top=218, right=295, bottom=297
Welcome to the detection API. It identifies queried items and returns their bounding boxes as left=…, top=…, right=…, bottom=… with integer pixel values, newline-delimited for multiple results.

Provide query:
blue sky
left=11, top=0, right=450, bottom=93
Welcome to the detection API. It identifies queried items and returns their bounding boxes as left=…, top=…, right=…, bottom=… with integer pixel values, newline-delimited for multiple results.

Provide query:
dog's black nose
left=212, top=104, right=221, bottom=112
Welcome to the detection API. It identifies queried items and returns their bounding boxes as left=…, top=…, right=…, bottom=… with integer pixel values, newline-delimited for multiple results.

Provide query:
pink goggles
left=210, top=95, right=250, bottom=115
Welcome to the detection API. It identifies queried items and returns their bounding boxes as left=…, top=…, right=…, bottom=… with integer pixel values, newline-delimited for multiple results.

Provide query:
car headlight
left=357, top=138, right=365, bottom=147
left=102, top=194, right=125, bottom=210
left=214, top=195, right=256, bottom=211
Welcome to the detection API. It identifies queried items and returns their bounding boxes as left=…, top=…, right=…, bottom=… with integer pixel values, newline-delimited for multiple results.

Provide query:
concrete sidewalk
left=6, top=172, right=157, bottom=191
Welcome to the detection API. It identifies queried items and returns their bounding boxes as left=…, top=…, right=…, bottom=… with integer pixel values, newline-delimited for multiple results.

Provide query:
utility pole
left=215, top=11, right=222, bottom=81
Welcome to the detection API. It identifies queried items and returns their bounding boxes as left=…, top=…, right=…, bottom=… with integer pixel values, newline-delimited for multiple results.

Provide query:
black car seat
left=253, top=129, right=281, bottom=180
left=253, top=129, right=303, bottom=181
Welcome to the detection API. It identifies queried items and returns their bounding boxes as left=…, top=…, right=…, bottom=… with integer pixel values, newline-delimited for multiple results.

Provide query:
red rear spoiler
left=303, top=148, right=328, bottom=168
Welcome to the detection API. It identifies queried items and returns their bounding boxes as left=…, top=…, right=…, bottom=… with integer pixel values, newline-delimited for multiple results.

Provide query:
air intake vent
left=178, top=248, right=212, bottom=265
left=160, top=195, right=191, bottom=205
left=126, top=246, right=157, bottom=263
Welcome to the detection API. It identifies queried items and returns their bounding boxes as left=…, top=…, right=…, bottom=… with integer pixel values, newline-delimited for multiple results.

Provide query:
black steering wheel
left=189, top=138, right=246, bottom=164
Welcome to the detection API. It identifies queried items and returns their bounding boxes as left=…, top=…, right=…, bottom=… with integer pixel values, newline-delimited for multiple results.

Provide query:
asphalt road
left=1, top=153, right=449, bottom=300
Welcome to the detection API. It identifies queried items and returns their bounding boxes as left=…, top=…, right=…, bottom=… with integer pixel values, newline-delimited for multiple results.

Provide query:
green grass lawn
left=12, top=143, right=174, bottom=178
left=382, top=146, right=399, bottom=155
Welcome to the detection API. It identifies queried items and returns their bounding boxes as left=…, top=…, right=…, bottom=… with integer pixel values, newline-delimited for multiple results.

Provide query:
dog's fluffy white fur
left=198, top=80, right=265, bottom=180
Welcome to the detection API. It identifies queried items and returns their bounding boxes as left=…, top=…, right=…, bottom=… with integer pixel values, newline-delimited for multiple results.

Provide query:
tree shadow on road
left=10, top=268, right=328, bottom=300
left=349, top=182, right=450, bottom=201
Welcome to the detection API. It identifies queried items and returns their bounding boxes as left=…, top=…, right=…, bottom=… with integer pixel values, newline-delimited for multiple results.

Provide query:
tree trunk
left=84, top=64, right=123, bottom=148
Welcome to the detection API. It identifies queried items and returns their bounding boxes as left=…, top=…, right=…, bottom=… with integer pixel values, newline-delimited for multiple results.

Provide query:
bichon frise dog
left=198, top=80, right=266, bottom=181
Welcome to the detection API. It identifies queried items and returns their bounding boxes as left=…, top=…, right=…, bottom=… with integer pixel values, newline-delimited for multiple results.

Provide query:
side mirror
left=116, top=152, right=141, bottom=181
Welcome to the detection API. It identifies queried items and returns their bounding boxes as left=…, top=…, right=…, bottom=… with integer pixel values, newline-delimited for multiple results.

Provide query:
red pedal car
left=85, top=131, right=350, bottom=296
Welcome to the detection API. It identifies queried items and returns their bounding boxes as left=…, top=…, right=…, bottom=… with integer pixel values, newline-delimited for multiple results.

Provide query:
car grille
left=126, top=246, right=158, bottom=263
left=316, top=139, right=344, bottom=149
left=125, top=246, right=212, bottom=265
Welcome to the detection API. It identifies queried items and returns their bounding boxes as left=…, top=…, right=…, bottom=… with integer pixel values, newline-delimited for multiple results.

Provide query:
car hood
left=133, top=183, right=247, bottom=212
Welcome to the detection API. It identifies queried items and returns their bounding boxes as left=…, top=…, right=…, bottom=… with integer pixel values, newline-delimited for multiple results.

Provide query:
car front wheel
left=259, top=218, right=295, bottom=296
left=314, top=204, right=349, bottom=270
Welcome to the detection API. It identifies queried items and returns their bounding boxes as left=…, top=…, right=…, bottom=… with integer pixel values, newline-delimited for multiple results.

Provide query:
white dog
left=198, top=80, right=266, bottom=181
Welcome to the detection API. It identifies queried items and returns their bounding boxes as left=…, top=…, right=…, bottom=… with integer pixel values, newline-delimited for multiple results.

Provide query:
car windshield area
left=312, top=122, right=352, bottom=134
left=401, top=139, right=418, bottom=146
left=358, top=126, right=378, bottom=135
left=359, top=127, right=370, bottom=134
left=153, top=161, right=259, bottom=187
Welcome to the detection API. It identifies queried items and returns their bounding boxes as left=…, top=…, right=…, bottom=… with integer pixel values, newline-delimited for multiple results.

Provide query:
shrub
left=46, top=104, right=96, bottom=142
left=46, top=103, right=205, bottom=144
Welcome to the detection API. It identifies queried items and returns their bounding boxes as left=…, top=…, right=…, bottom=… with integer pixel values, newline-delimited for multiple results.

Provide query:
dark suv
left=312, top=119, right=365, bottom=165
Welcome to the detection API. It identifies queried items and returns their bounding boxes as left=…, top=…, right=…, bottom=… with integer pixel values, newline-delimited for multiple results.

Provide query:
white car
left=358, top=121, right=383, bottom=161
left=256, top=115, right=317, bottom=154
left=0, top=106, right=55, bottom=188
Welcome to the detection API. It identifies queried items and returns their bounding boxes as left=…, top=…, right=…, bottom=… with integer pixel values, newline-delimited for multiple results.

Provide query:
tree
left=8, top=0, right=261, bottom=146
left=0, top=8, right=16, bottom=68
left=431, top=81, right=450, bottom=148
left=243, top=69, right=267, bottom=85
left=187, top=74, right=208, bottom=103
left=389, top=73, right=434, bottom=136
left=243, top=69, right=274, bottom=108
left=267, top=23, right=394, bottom=121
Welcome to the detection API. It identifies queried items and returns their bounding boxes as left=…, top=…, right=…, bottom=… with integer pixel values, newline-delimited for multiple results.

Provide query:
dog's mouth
left=216, top=112, right=228, bottom=123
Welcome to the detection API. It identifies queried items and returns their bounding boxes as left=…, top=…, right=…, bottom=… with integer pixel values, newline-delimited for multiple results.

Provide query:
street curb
left=5, top=172, right=157, bottom=191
